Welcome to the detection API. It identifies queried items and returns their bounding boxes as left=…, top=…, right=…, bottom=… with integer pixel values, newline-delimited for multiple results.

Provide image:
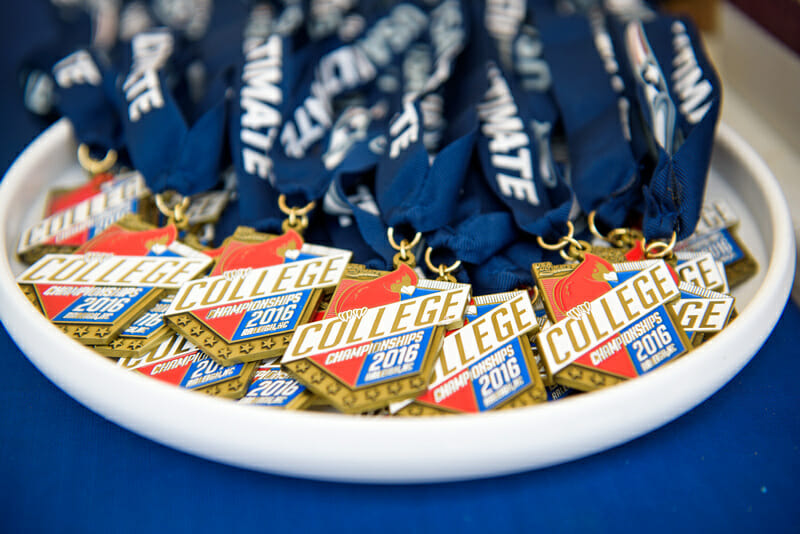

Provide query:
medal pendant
left=394, top=290, right=546, bottom=416
left=118, top=335, right=258, bottom=399
left=44, top=171, right=116, bottom=216
left=533, top=255, right=692, bottom=392
left=17, top=253, right=212, bottom=345
left=281, top=277, right=471, bottom=414
left=17, top=172, right=153, bottom=264
left=73, top=216, right=212, bottom=354
left=238, top=362, right=314, bottom=409
left=675, top=200, right=757, bottom=288
left=163, top=250, right=352, bottom=365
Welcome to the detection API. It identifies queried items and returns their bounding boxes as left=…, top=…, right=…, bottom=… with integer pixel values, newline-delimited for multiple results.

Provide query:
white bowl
left=0, top=120, right=793, bottom=483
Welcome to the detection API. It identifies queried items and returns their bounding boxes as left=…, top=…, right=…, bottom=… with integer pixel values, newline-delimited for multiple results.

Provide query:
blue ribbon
left=619, top=15, right=721, bottom=239
left=118, top=28, right=227, bottom=196
left=52, top=49, right=125, bottom=151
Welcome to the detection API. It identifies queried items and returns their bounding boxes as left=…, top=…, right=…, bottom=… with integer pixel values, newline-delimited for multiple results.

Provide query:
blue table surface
left=0, top=5, right=797, bottom=533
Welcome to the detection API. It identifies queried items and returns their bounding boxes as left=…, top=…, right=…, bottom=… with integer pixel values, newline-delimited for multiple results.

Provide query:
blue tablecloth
left=0, top=5, right=797, bottom=532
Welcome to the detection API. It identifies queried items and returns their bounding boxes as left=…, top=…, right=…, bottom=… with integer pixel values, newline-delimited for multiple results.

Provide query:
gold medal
left=533, top=255, right=692, bottom=391
left=163, top=250, right=352, bottom=365
left=394, top=290, right=546, bottom=416
left=17, top=252, right=211, bottom=345
left=281, top=278, right=471, bottom=414
left=17, top=171, right=153, bottom=264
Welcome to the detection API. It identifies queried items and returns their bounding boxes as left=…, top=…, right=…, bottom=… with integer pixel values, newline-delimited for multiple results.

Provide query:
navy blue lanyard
left=616, top=14, right=721, bottom=240
left=533, top=1, right=643, bottom=235
left=52, top=49, right=125, bottom=153
left=118, top=28, right=227, bottom=196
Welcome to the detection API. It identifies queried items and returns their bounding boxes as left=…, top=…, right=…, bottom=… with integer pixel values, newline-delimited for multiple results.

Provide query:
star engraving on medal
left=281, top=334, right=292, bottom=345
left=202, top=336, right=217, bottom=349
left=293, top=361, right=310, bottom=373
left=239, top=343, right=254, bottom=355
left=387, top=382, right=401, bottom=395
left=590, top=373, right=606, bottom=386
left=95, top=327, right=110, bottom=338
left=175, top=315, right=191, bottom=327
left=365, top=389, right=379, bottom=401
left=218, top=346, right=232, bottom=358
left=189, top=326, right=204, bottom=337
left=409, top=377, right=424, bottom=389
left=326, top=382, right=341, bottom=395
left=73, top=326, right=90, bottom=338
left=111, top=338, right=127, bottom=350
left=261, top=338, right=275, bottom=350
left=408, top=405, right=423, bottom=416
left=567, top=367, right=583, bottom=380
left=342, top=394, right=356, bottom=407
left=310, top=371, right=325, bottom=384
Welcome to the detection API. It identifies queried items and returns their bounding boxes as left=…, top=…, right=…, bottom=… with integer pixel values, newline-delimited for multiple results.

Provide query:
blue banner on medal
left=622, top=307, right=687, bottom=375
left=180, top=359, right=246, bottom=389
left=120, top=297, right=172, bottom=337
left=686, top=228, right=744, bottom=266
left=470, top=337, right=534, bottom=411
left=230, top=290, right=310, bottom=342
left=53, top=287, right=148, bottom=324
left=355, top=329, right=431, bottom=387
left=241, top=374, right=305, bottom=406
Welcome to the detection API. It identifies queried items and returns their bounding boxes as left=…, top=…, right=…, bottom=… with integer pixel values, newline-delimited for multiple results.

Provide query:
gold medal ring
left=587, top=211, right=641, bottom=248
left=278, top=195, right=315, bottom=234
left=155, top=191, right=191, bottom=229
left=387, top=227, right=421, bottom=268
left=77, top=144, right=117, bottom=175
left=536, top=220, right=575, bottom=252
left=424, top=247, right=461, bottom=283
left=644, top=232, right=677, bottom=259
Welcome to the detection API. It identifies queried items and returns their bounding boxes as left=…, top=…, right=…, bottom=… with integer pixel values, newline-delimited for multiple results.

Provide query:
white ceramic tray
left=0, top=120, right=794, bottom=483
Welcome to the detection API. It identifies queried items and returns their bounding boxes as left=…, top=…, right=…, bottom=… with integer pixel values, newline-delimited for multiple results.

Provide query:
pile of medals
left=15, top=199, right=756, bottom=414
left=13, top=0, right=757, bottom=415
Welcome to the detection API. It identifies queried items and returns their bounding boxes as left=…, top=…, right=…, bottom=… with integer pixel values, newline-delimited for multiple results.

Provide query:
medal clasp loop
left=388, top=227, right=421, bottom=268
left=588, top=211, right=642, bottom=248
left=77, top=144, right=117, bottom=176
left=537, top=220, right=575, bottom=252
left=644, top=232, right=677, bottom=259
left=278, top=194, right=315, bottom=234
left=561, top=238, right=592, bottom=262
left=155, top=191, right=191, bottom=230
left=424, top=247, right=461, bottom=283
